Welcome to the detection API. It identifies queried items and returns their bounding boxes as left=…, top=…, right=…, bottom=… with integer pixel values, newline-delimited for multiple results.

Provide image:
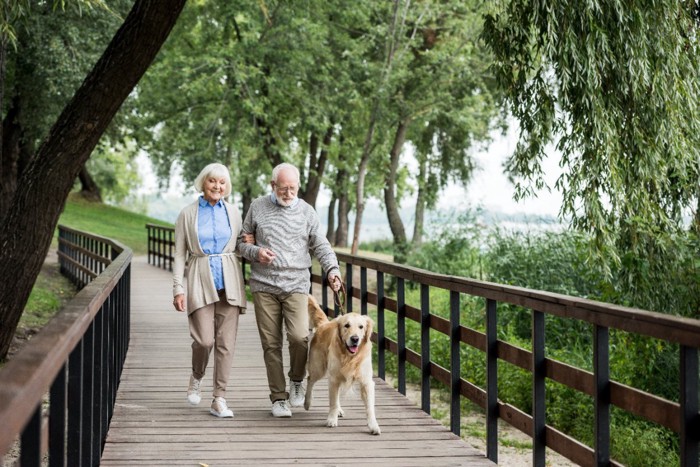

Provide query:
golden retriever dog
left=304, top=294, right=381, bottom=435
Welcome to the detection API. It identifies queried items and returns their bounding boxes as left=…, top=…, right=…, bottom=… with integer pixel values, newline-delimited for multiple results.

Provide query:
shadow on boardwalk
left=100, top=256, right=493, bottom=466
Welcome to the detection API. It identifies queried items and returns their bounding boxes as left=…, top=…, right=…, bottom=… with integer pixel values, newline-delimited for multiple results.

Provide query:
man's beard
left=276, top=195, right=296, bottom=207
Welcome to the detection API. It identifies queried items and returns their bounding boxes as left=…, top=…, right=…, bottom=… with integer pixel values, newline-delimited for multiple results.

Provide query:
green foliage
left=86, top=138, right=142, bottom=203
left=481, top=0, right=700, bottom=289
left=610, top=411, right=679, bottom=467
left=358, top=238, right=394, bottom=255
left=57, top=196, right=172, bottom=255
left=407, top=211, right=484, bottom=277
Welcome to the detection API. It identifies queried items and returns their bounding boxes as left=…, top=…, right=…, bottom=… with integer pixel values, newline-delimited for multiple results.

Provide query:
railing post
left=360, top=267, right=367, bottom=316
left=20, top=406, right=42, bottom=467
left=93, top=305, right=105, bottom=463
left=486, top=298, right=498, bottom=463
left=420, top=284, right=431, bottom=414
left=377, top=271, right=385, bottom=380
left=397, top=277, right=406, bottom=395
left=594, top=325, right=610, bottom=465
left=681, top=345, right=699, bottom=467
left=146, top=225, right=151, bottom=265
left=450, top=291, right=460, bottom=436
left=81, top=323, right=95, bottom=466
left=322, top=269, right=328, bottom=315
left=345, top=262, right=353, bottom=314
left=168, top=229, right=174, bottom=271
left=49, top=364, right=67, bottom=467
left=67, top=341, right=83, bottom=466
left=532, top=310, right=546, bottom=467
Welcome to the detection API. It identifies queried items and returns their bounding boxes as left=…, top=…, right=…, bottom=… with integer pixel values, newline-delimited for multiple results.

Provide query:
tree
left=382, top=1, right=503, bottom=260
left=127, top=0, right=363, bottom=213
left=0, top=1, right=135, bottom=218
left=0, top=0, right=186, bottom=360
left=482, top=0, right=700, bottom=290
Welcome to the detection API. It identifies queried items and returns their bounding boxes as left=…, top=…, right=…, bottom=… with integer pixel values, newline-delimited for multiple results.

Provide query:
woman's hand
left=173, top=294, right=186, bottom=312
left=242, top=233, right=255, bottom=244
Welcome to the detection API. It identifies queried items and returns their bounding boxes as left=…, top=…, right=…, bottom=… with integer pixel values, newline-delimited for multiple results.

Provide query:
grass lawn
left=56, top=194, right=172, bottom=255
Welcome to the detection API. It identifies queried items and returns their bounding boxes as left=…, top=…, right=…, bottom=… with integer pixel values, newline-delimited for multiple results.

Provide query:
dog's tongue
left=348, top=345, right=359, bottom=354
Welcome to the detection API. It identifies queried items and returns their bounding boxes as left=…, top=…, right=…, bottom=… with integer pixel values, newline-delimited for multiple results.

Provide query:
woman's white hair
left=271, top=162, right=300, bottom=184
left=194, top=163, right=232, bottom=197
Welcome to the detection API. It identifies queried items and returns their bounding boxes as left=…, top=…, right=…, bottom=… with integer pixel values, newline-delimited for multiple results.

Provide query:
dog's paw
left=338, top=407, right=345, bottom=418
left=368, top=421, right=381, bottom=435
left=326, top=417, right=339, bottom=428
left=304, top=399, right=311, bottom=411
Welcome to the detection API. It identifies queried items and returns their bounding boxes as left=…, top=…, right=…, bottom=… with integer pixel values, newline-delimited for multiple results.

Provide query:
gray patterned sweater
left=236, top=195, right=340, bottom=295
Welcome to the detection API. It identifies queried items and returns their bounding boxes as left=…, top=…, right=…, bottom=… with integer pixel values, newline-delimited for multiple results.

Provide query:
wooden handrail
left=0, top=225, right=133, bottom=465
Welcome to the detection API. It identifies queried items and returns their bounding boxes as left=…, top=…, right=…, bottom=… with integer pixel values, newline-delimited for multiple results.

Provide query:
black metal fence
left=144, top=223, right=699, bottom=467
left=146, top=223, right=174, bottom=272
left=0, top=225, right=132, bottom=467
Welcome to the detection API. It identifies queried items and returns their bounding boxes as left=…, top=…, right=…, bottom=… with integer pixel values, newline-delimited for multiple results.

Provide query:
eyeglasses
left=273, top=183, right=298, bottom=194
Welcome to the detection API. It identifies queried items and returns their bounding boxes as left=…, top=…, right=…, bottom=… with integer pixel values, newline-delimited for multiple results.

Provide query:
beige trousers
left=188, top=292, right=241, bottom=398
left=253, top=292, right=309, bottom=402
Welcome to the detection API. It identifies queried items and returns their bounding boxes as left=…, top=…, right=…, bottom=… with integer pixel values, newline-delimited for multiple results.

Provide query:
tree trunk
left=0, top=0, right=187, bottom=361
left=0, top=33, right=5, bottom=214
left=78, top=166, right=103, bottom=202
left=384, top=119, right=409, bottom=263
left=350, top=122, right=376, bottom=255
left=335, top=190, right=350, bottom=248
left=0, top=95, right=22, bottom=223
left=326, top=196, right=336, bottom=244
left=412, top=156, right=427, bottom=247
left=302, top=125, right=333, bottom=208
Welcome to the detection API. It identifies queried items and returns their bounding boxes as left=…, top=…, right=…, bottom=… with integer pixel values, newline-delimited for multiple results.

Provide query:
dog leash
left=332, top=279, right=347, bottom=315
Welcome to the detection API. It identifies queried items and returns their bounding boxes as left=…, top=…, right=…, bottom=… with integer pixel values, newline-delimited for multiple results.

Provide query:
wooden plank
left=101, top=257, right=494, bottom=466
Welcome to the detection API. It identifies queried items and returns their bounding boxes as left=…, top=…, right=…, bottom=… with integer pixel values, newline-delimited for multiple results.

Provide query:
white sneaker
left=187, top=375, right=202, bottom=405
left=289, top=379, right=305, bottom=407
left=210, top=397, right=234, bottom=418
left=271, top=400, right=292, bottom=418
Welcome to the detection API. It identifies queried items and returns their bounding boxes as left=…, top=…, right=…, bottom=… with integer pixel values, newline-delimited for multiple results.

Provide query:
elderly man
left=237, top=162, right=342, bottom=418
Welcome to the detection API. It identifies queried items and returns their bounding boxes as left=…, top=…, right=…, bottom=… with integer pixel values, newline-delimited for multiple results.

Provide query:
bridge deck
left=100, top=257, right=494, bottom=466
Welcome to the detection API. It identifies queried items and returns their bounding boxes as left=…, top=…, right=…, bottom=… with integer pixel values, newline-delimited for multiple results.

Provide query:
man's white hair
left=271, top=162, right=300, bottom=184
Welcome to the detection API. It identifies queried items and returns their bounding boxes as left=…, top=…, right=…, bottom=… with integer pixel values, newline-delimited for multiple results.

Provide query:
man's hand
left=258, top=247, right=276, bottom=264
left=173, top=294, right=186, bottom=312
left=242, top=233, right=255, bottom=244
left=328, top=273, right=342, bottom=292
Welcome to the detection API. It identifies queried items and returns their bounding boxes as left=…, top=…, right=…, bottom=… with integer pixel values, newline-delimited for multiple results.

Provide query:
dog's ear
left=335, top=317, right=347, bottom=349
left=363, top=315, right=374, bottom=345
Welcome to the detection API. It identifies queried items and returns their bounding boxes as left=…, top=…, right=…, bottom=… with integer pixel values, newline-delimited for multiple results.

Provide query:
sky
left=136, top=123, right=564, bottom=219
left=442, top=124, right=563, bottom=216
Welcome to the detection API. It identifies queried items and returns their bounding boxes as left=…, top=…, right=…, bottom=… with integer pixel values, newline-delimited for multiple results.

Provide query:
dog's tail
left=307, top=294, right=329, bottom=329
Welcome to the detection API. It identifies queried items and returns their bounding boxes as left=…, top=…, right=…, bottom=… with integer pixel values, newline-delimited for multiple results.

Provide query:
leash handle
left=332, top=278, right=347, bottom=315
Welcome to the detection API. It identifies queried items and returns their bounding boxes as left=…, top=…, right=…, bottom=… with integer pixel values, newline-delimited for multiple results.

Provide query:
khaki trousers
left=253, top=292, right=309, bottom=402
left=188, top=293, right=241, bottom=398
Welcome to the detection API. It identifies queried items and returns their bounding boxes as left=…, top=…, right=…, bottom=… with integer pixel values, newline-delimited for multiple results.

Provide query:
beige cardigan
left=172, top=199, right=247, bottom=315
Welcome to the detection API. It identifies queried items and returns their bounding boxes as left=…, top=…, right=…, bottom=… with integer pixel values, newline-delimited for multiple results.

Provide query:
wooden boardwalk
left=100, top=256, right=494, bottom=466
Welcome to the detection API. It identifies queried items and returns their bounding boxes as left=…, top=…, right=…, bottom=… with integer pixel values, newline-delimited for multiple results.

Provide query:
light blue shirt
left=197, top=196, right=232, bottom=290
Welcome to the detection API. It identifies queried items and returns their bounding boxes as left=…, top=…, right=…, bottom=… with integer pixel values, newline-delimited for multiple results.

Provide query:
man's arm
left=235, top=203, right=277, bottom=265
left=308, top=212, right=342, bottom=289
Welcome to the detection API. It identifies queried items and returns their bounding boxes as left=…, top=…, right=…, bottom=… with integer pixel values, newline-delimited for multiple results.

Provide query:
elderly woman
left=172, top=162, right=247, bottom=418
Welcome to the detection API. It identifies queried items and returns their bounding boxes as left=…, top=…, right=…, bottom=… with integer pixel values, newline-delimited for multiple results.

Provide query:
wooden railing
left=146, top=223, right=174, bottom=272
left=144, top=223, right=699, bottom=467
left=0, top=225, right=132, bottom=467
